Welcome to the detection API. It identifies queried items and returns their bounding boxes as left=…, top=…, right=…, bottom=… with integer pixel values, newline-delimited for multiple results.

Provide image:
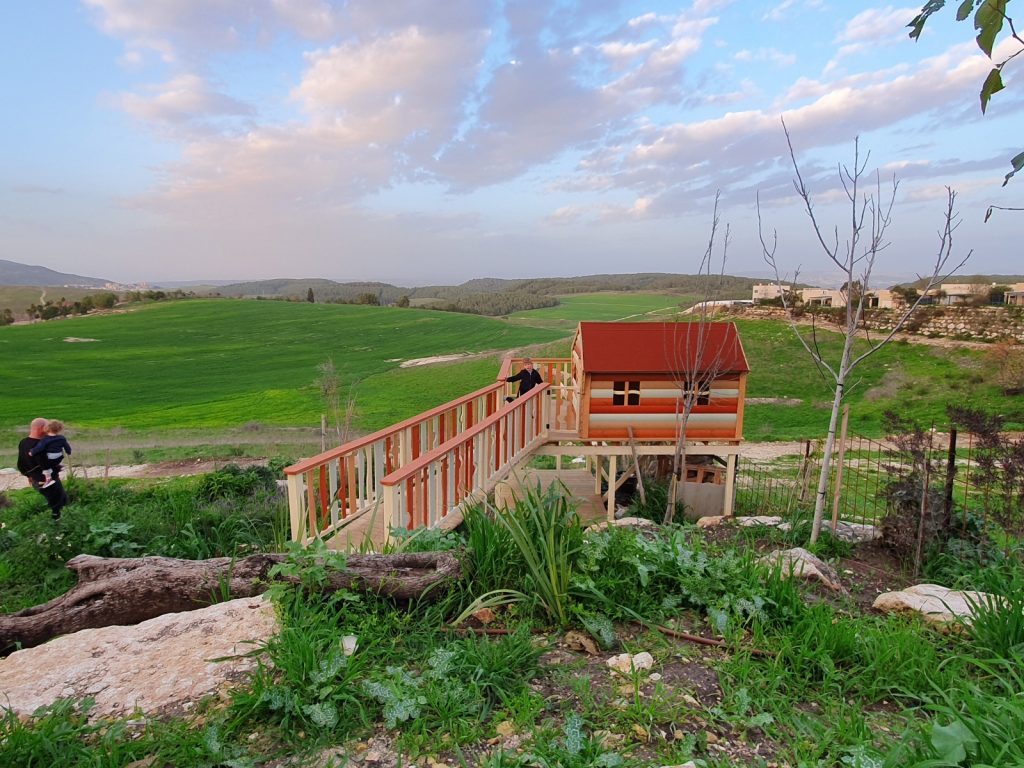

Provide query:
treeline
left=423, top=292, right=558, bottom=316
left=21, top=292, right=118, bottom=321
left=1, top=289, right=196, bottom=326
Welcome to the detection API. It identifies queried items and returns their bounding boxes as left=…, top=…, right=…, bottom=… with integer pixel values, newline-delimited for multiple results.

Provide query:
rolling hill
left=0, top=259, right=111, bottom=288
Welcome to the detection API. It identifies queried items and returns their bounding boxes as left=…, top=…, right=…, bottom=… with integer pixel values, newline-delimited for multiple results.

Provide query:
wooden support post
left=594, top=455, right=603, bottom=495
left=606, top=454, right=617, bottom=522
left=723, top=453, right=737, bottom=518
left=287, top=474, right=305, bottom=542
left=627, top=426, right=646, bottom=505
left=830, top=405, right=850, bottom=531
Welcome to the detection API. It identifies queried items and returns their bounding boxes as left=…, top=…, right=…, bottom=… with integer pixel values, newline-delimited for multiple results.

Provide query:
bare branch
left=848, top=188, right=972, bottom=371
left=756, top=190, right=839, bottom=383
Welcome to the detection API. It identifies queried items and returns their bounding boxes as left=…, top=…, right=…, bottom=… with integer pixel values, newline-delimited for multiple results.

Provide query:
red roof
left=576, top=322, right=749, bottom=375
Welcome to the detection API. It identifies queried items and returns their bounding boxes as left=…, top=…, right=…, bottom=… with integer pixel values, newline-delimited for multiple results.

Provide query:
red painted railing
left=379, top=383, right=550, bottom=531
left=284, top=381, right=504, bottom=542
left=284, top=357, right=575, bottom=544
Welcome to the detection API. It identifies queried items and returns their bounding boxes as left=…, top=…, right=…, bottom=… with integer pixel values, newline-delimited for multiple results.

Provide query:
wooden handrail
left=284, top=380, right=505, bottom=475
left=381, top=383, right=550, bottom=487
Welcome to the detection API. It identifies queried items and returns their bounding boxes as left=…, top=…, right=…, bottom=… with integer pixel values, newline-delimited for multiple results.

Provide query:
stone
left=0, top=596, right=279, bottom=721
left=760, top=548, right=843, bottom=591
left=605, top=651, right=654, bottom=674
left=471, top=607, right=496, bottom=625
left=824, top=520, right=881, bottom=544
left=495, top=720, right=516, bottom=738
left=563, top=630, right=599, bottom=655
left=697, top=515, right=787, bottom=529
left=735, top=515, right=785, bottom=528
left=586, top=516, right=659, bottom=532
left=872, top=584, right=1002, bottom=629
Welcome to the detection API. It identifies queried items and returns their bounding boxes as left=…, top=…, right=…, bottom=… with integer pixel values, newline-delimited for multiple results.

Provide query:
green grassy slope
left=2, top=297, right=1017, bottom=442
left=0, top=299, right=565, bottom=431
left=507, top=292, right=698, bottom=331
left=735, top=319, right=1021, bottom=438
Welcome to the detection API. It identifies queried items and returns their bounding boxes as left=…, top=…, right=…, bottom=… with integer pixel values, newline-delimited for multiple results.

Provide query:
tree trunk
left=1, top=551, right=461, bottom=653
left=810, top=380, right=845, bottom=543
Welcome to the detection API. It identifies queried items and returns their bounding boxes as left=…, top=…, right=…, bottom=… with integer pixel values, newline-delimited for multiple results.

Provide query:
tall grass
left=0, top=466, right=286, bottom=611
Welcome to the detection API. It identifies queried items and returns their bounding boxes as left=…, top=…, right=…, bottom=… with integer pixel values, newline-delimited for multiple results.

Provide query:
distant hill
left=217, top=273, right=764, bottom=303
left=0, top=259, right=111, bottom=288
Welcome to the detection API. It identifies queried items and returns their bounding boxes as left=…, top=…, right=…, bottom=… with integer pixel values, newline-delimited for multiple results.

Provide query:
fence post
left=944, top=427, right=957, bottom=523
left=830, top=405, right=850, bottom=531
left=913, top=459, right=932, bottom=579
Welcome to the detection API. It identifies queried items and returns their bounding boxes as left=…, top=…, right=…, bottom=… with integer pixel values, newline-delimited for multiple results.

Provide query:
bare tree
left=317, top=358, right=358, bottom=447
left=758, top=122, right=971, bottom=543
left=664, top=193, right=732, bottom=523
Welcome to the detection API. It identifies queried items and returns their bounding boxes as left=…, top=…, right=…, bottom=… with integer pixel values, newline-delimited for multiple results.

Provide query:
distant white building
left=799, top=288, right=847, bottom=307
left=752, top=283, right=791, bottom=302
left=865, top=289, right=900, bottom=309
left=940, top=283, right=990, bottom=305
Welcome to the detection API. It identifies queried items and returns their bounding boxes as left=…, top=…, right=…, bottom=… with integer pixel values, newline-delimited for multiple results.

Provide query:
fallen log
left=1, top=550, right=461, bottom=652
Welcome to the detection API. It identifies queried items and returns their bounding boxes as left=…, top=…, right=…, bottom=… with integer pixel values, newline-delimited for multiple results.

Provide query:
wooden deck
left=494, top=467, right=610, bottom=525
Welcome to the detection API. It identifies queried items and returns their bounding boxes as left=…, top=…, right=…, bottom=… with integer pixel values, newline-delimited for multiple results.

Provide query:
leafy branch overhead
left=909, top=0, right=1024, bottom=184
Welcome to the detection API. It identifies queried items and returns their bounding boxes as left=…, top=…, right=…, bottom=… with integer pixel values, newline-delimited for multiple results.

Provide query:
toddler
left=30, top=419, right=72, bottom=488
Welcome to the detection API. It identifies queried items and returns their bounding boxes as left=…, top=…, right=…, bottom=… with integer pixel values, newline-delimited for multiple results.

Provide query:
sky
left=0, top=0, right=1020, bottom=287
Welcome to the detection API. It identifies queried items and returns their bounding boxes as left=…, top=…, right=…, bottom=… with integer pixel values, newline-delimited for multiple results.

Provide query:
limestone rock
left=0, top=596, right=279, bottom=721
left=587, top=516, right=659, bottom=532
left=606, top=651, right=654, bottom=674
left=697, top=515, right=787, bottom=529
left=825, top=520, right=881, bottom=544
left=760, top=548, right=843, bottom=591
left=872, top=584, right=1001, bottom=629
left=735, top=515, right=785, bottom=528
left=564, top=630, right=599, bottom=655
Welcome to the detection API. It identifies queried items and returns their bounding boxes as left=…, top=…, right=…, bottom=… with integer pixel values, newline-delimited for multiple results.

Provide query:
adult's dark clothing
left=17, top=435, right=68, bottom=520
left=30, top=434, right=72, bottom=476
left=506, top=367, right=543, bottom=397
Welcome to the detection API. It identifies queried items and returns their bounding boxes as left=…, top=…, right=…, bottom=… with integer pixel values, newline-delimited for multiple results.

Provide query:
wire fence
left=735, top=429, right=983, bottom=528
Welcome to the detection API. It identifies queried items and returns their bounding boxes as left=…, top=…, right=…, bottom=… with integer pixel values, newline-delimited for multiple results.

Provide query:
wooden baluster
left=306, top=470, right=318, bottom=540
left=318, top=465, right=329, bottom=528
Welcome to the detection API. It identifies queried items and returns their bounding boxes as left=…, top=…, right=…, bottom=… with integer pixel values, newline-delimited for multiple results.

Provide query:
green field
left=2, top=298, right=1019, bottom=463
left=507, top=292, right=697, bottom=330
left=732, top=319, right=1022, bottom=437
left=0, top=299, right=564, bottom=433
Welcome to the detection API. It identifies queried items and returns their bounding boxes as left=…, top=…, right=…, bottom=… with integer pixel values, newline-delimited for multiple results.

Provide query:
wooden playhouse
left=569, top=321, right=749, bottom=442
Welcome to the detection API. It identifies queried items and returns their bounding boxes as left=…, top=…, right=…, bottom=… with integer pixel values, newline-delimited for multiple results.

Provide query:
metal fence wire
left=735, top=430, right=981, bottom=528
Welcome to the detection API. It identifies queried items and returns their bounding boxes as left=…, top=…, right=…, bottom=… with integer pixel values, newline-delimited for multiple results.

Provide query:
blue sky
left=0, top=1, right=1019, bottom=286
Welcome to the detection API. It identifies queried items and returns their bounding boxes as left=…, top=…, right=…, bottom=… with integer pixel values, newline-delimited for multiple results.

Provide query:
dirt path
left=0, top=442, right=813, bottom=492
left=0, top=458, right=269, bottom=492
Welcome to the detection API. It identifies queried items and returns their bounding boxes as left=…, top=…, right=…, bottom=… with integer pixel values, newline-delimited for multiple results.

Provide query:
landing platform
left=494, top=467, right=610, bottom=525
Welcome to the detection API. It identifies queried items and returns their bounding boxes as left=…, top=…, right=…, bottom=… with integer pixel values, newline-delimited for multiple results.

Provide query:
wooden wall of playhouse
left=571, top=322, right=748, bottom=442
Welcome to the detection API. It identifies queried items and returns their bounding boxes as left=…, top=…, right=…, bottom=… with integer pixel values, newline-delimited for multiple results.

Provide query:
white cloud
left=293, top=26, right=486, bottom=148
left=117, top=74, right=254, bottom=131
left=734, top=48, right=797, bottom=66
left=762, top=0, right=822, bottom=22
left=837, top=6, right=920, bottom=44
left=571, top=41, right=1002, bottom=214
left=825, top=6, right=920, bottom=72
